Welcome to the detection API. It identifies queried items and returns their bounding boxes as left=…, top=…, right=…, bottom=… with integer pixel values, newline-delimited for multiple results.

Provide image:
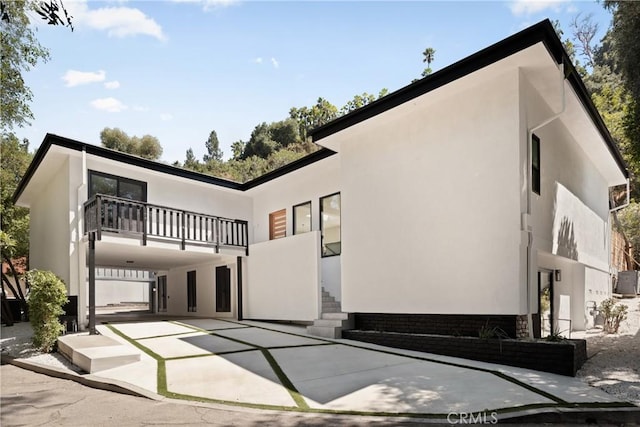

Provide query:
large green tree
left=1, top=1, right=50, bottom=131
left=1, top=133, right=32, bottom=314
left=99, top=127, right=163, bottom=160
left=203, top=130, right=223, bottom=162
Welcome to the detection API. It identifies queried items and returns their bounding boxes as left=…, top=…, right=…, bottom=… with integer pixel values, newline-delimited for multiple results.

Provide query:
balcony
left=84, top=194, right=248, bottom=255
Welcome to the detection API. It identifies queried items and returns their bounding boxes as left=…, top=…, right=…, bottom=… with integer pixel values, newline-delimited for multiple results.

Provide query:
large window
left=320, top=193, right=341, bottom=257
left=532, top=135, right=541, bottom=195
left=269, top=209, right=286, bottom=240
left=89, top=170, right=147, bottom=201
left=187, top=270, right=197, bottom=312
left=293, top=201, right=311, bottom=235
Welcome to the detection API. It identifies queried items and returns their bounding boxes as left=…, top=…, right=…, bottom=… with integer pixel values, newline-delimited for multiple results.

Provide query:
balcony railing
left=84, top=194, right=248, bottom=255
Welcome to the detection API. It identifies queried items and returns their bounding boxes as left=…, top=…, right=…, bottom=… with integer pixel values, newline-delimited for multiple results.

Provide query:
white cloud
left=133, top=105, right=149, bottom=112
left=271, top=57, right=279, bottom=69
left=90, top=97, right=128, bottom=113
left=254, top=57, right=263, bottom=64
left=509, top=0, right=567, bottom=16
left=171, top=0, right=239, bottom=12
left=65, top=1, right=166, bottom=40
left=160, top=113, right=173, bottom=121
left=62, top=69, right=106, bottom=87
left=104, top=81, right=120, bottom=89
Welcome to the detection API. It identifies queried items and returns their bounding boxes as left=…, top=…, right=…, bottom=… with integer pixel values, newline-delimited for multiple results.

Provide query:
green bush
left=27, top=270, right=68, bottom=352
left=599, top=297, right=628, bottom=334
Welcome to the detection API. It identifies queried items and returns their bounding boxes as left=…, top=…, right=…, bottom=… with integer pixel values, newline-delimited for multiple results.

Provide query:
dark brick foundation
left=354, top=313, right=518, bottom=338
left=343, top=330, right=587, bottom=376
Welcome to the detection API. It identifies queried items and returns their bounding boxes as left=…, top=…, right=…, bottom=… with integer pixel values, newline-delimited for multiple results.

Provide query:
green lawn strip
left=260, top=348, right=309, bottom=409
left=109, top=321, right=633, bottom=415
left=164, top=348, right=260, bottom=361
left=104, top=323, right=166, bottom=395
left=170, top=320, right=311, bottom=409
left=136, top=331, right=207, bottom=341
left=210, top=320, right=574, bottom=405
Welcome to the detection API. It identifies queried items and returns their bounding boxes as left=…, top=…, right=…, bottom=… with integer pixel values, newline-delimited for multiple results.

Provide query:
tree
left=421, top=47, right=436, bottom=77
left=1, top=1, right=50, bottom=130
left=231, top=140, right=245, bottom=160
left=604, top=1, right=640, bottom=199
left=241, top=122, right=276, bottom=159
left=1, top=133, right=32, bottom=313
left=203, top=130, right=223, bottom=162
left=184, top=147, right=204, bottom=172
left=136, top=135, right=163, bottom=160
left=570, top=13, right=598, bottom=69
left=269, top=118, right=299, bottom=147
left=99, top=127, right=163, bottom=160
left=289, top=97, right=338, bottom=141
left=340, top=89, right=389, bottom=115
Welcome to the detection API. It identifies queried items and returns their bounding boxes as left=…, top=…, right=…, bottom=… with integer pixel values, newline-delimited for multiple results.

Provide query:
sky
left=16, top=0, right=613, bottom=164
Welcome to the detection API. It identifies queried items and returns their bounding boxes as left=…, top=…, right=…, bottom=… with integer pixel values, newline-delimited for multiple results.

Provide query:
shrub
left=27, top=270, right=68, bottom=352
left=599, top=297, right=628, bottom=334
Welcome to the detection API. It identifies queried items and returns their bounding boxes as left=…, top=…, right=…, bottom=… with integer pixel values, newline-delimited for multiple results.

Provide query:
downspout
left=77, top=147, right=87, bottom=329
left=524, top=62, right=566, bottom=338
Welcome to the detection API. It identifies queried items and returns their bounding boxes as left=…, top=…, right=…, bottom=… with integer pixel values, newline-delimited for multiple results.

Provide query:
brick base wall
left=354, top=313, right=518, bottom=338
left=343, top=330, right=587, bottom=376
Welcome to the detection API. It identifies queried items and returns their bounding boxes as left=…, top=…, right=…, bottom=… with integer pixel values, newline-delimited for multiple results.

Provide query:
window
left=532, top=135, right=541, bottom=195
left=269, top=209, right=286, bottom=240
left=187, top=270, right=197, bottom=312
left=89, top=170, right=147, bottom=201
left=293, top=201, right=311, bottom=235
left=320, top=193, right=341, bottom=257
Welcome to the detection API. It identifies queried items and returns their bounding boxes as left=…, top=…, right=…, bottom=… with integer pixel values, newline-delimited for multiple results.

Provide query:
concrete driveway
left=74, top=318, right=635, bottom=422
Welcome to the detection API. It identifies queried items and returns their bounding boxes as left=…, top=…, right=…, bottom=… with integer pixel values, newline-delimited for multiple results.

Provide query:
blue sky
left=18, top=0, right=612, bottom=163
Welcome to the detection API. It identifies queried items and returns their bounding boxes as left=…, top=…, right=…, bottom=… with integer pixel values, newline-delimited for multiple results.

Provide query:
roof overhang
left=13, top=133, right=336, bottom=207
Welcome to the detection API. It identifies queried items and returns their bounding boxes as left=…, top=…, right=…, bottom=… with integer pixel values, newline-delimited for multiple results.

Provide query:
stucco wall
left=334, top=69, right=522, bottom=315
left=245, top=231, right=320, bottom=321
left=28, top=157, right=71, bottom=287
left=248, top=154, right=342, bottom=301
left=164, top=258, right=237, bottom=318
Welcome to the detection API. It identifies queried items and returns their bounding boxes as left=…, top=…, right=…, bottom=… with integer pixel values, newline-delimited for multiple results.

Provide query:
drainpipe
left=77, top=147, right=88, bottom=329
left=524, top=62, right=566, bottom=338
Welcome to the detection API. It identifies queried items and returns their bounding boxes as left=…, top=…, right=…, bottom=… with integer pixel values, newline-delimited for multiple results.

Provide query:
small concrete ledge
left=58, top=334, right=140, bottom=374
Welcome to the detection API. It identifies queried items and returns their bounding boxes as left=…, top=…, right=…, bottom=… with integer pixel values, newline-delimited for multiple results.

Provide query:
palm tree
left=421, top=47, right=436, bottom=77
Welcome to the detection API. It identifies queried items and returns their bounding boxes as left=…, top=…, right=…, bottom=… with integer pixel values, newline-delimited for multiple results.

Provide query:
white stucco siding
left=245, top=232, right=320, bottom=321
left=337, top=69, right=522, bottom=315
left=248, top=154, right=340, bottom=244
left=164, top=259, right=237, bottom=318
left=528, top=112, right=611, bottom=272
left=28, top=157, right=71, bottom=288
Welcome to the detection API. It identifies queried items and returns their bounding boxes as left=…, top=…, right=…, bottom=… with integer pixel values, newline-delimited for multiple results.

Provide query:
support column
left=88, top=231, right=97, bottom=335
left=237, top=256, right=243, bottom=321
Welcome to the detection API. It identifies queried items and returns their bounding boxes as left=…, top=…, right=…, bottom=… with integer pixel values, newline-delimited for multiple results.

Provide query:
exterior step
left=322, top=295, right=336, bottom=303
left=322, top=302, right=341, bottom=312
left=322, top=312, right=353, bottom=321
left=314, top=317, right=354, bottom=329
left=306, top=325, right=343, bottom=339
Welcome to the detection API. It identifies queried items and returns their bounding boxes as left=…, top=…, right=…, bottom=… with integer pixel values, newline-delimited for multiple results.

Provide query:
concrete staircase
left=306, top=288, right=354, bottom=339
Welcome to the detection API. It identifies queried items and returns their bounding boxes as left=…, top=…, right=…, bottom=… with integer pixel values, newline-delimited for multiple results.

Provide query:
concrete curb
left=1, top=354, right=163, bottom=401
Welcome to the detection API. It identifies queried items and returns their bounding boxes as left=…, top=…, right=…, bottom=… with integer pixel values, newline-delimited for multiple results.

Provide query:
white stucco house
left=13, top=20, right=628, bottom=340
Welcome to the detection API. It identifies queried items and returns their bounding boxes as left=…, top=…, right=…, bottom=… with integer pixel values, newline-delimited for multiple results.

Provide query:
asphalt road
left=0, top=364, right=423, bottom=427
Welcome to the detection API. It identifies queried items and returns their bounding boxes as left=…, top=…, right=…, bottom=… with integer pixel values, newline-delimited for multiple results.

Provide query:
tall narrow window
left=320, top=193, right=341, bottom=257
left=269, top=209, right=286, bottom=240
left=532, top=135, right=541, bottom=195
left=293, top=201, right=311, bottom=235
left=187, top=270, right=197, bottom=312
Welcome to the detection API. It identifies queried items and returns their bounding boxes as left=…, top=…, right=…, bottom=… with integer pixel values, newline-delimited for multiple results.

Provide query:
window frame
left=88, top=170, right=147, bottom=201
left=320, top=192, right=341, bottom=258
left=292, top=201, right=312, bottom=235
left=531, top=134, right=541, bottom=195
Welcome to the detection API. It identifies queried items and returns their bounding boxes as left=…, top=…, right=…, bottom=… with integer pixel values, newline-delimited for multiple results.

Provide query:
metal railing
left=84, top=194, right=249, bottom=254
